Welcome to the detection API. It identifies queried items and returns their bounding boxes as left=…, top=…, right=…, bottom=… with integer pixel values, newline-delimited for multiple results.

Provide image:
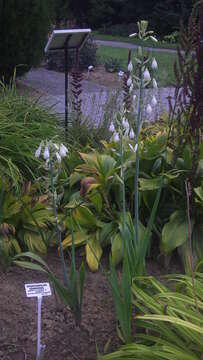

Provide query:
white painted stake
left=25, top=283, right=51, bottom=359
left=37, top=295, right=42, bottom=359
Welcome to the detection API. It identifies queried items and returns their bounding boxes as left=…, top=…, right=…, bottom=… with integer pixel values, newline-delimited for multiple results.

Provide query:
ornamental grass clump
left=0, top=75, right=61, bottom=185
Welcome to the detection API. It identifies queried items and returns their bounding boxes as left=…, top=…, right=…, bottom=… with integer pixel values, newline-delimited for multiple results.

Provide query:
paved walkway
left=95, top=40, right=178, bottom=54
left=20, top=68, right=175, bottom=126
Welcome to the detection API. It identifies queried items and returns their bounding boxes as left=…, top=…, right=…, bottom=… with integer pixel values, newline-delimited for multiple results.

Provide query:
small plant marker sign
left=25, top=283, right=52, bottom=359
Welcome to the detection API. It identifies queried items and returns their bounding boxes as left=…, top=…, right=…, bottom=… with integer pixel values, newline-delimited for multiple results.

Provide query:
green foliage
left=109, top=256, right=132, bottom=344
left=0, top=78, right=61, bottom=183
left=102, top=273, right=203, bottom=359
left=104, top=57, right=124, bottom=73
left=0, top=180, right=52, bottom=267
left=0, top=0, right=54, bottom=81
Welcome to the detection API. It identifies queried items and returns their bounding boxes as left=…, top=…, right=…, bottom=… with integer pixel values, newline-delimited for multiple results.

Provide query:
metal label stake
left=25, top=283, right=52, bottom=359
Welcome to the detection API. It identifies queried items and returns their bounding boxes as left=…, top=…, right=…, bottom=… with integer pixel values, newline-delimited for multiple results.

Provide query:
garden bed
left=0, top=249, right=181, bottom=360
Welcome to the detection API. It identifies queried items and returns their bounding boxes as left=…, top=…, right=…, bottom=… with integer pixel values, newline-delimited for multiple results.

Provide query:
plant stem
left=185, top=178, right=199, bottom=313
left=50, top=162, right=69, bottom=288
left=120, top=133, right=126, bottom=223
left=134, top=46, right=144, bottom=245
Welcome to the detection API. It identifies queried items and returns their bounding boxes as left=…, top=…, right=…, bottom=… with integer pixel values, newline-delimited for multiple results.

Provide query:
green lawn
left=93, top=31, right=178, bottom=50
left=96, top=45, right=177, bottom=87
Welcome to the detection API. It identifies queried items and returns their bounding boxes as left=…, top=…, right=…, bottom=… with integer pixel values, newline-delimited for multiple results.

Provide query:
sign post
left=44, top=29, right=91, bottom=135
left=25, top=283, right=52, bottom=360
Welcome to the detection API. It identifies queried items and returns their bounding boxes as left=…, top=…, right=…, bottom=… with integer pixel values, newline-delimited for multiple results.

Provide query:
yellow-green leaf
left=62, top=231, right=87, bottom=249
left=86, top=234, right=102, bottom=272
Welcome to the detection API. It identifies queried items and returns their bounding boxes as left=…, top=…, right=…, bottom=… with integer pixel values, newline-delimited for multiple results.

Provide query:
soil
left=0, top=248, right=182, bottom=360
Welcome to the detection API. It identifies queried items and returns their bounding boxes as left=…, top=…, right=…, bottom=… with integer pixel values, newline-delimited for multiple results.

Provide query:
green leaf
left=88, top=191, right=103, bottom=213
left=161, top=211, right=193, bottom=254
left=85, top=234, right=102, bottom=271
left=139, top=177, right=163, bottom=191
left=111, top=233, right=122, bottom=266
left=73, top=205, right=96, bottom=228
left=62, top=231, right=87, bottom=249
left=136, top=314, right=203, bottom=335
left=69, top=172, right=83, bottom=187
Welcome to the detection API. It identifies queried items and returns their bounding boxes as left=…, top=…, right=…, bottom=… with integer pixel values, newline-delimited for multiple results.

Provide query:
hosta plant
left=0, top=179, right=52, bottom=267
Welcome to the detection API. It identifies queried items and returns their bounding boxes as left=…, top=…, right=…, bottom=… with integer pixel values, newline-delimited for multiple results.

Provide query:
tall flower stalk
left=34, top=140, right=85, bottom=325
left=129, top=20, right=158, bottom=246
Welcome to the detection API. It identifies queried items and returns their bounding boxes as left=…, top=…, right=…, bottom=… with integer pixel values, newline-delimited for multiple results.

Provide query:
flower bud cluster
left=35, top=140, right=68, bottom=168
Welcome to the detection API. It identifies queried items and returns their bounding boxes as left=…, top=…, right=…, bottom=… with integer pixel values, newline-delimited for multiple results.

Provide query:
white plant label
left=25, top=283, right=51, bottom=298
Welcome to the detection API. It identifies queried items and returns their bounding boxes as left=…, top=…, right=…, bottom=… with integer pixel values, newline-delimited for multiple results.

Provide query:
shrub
left=0, top=0, right=54, bottom=82
left=104, top=57, right=124, bottom=73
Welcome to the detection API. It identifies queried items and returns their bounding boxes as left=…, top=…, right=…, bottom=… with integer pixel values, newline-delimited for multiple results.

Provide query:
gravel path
left=95, top=40, right=178, bottom=54
left=20, top=68, right=175, bottom=126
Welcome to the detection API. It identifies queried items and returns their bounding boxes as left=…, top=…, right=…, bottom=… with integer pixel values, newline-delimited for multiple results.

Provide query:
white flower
left=152, top=78, right=158, bottom=89
left=118, top=70, right=124, bottom=77
left=59, top=143, right=68, bottom=157
left=129, top=84, right=134, bottom=93
left=109, top=122, right=115, bottom=132
left=122, top=119, right=129, bottom=131
left=88, top=65, right=93, bottom=71
left=127, top=77, right=132, bottom=87
left=151, top=95, right=157, bottom=106
left=150, top=36, right=158, bottom=43
left=43, top=146, right=50, bottom=160
left=129, top=143, right=138, bottom=153
left=128, top=61, right=133, bottom=72
left=35, top=144, right=42, bottom=158
left=152, top=58, right=158, bottom=70
left=129, top=128, right=135, bottom=139
left=146, top=104, right=152, bottom=115
left=133, top=94, right=137, bottom=101
left=113, top=132, right=120, bottom=142
left=56, top=152, right=62, bottom=163
left=143, top=68, right=151, bottom=81
left=129, top=32, right=137, bottom=38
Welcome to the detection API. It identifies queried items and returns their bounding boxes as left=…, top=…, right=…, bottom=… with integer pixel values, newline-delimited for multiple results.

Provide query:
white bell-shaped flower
left=109, top=122, right=115, bottom=132
left=35, top=144, right=42, bottom=159
left=122, top=119, right=129, bottom=131
left=151, top=95, right=157, bottom=106
left=153, top=78, right=158, bottom=89
left=56, top=152, right=62, bottom=163
left=143, top=68, right=151, bottom=81
left=129, top=84, right=134, bottom=93
left=43, top=146, right=50, bottom=160
left=59, top=144, right=68, bottom=157
left=128, top=61, right=133, bottom=72
left=146, top=104, right=153, bottom=115
left=129, top=128, right=135, bottom=139
left=152, top=58, right=158, bottom=70
left=127, top=77, right=132, bottom=87
left=113, top=132, right=120, bottom=142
